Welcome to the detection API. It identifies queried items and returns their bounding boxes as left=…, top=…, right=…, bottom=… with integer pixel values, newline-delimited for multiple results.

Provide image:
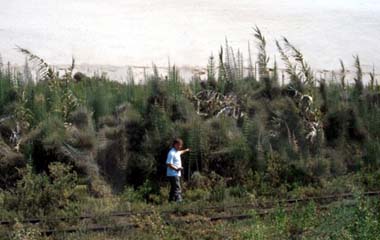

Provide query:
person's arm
left=167, top=163, right=182, bottom=171
left=179, top=148, right=191, bottom=155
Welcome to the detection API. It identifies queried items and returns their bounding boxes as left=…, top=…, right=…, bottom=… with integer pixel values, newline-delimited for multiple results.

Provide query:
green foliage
left=3, top=162, right=78, bottom=218
left=348, top=197, right=380, bottom=238
left=10, top=222, right=42, bottom=240
left=207, top=54, right=216, bottom=83
left=16, top=46, right=54, bottom=82
left=353, top=55, right=364, bottom=96
left=184, top=188, right=210, bottom=201
left=0, top=68, right=14, bottom=115
left=209, top=184, right=226, bottom=202
left=0, top=139, right=25, bottom=189
left=340, top=59, right=347, bottom=89
left=188, top=171, right=209, bottom=189
left=283, top=37, right=314, bottom=87
left=0, top=29, right=379, bottom=226
left=228, top=185, right=248, bottom=198
left=253, top=26, right=269, bottom=81
left=121, top=186, right=144, bottom=203
left=121, top=180, right=162, bottom=204
left=363, top=139, right=380, bottom=167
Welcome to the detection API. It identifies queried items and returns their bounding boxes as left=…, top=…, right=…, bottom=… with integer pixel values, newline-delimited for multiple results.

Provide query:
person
left=166, top=138, right=190, bottom=202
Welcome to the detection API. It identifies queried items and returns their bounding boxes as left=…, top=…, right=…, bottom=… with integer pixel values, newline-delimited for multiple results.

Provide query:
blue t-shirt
left=166, top=148, right=182, bottom=177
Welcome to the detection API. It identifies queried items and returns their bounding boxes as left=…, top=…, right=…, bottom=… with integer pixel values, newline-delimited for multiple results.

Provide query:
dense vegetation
left=1, top=28, right=380, bottom=239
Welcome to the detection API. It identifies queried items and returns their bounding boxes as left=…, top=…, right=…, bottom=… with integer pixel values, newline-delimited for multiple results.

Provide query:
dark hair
left=172, top=138, right=183, bottom=147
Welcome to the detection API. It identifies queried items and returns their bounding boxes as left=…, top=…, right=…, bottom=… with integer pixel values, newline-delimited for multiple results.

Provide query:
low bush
left=3, top=162, right=79, bottom=218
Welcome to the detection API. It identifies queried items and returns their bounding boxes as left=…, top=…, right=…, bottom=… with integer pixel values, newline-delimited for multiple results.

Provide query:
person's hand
left=177, top=167, right=183, bottom=171
left=185, top=148, right=191, bottom=152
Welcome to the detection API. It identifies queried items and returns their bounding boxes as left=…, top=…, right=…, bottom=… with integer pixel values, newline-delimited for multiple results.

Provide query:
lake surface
left=1, top=0, right=380, bottom=71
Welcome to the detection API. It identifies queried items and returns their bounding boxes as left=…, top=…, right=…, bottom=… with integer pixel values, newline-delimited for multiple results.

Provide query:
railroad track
left=1, top=190, right=379, bottom=237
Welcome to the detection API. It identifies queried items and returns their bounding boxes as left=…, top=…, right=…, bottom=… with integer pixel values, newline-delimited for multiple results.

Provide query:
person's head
left=172, top=138, right=183, bottom=151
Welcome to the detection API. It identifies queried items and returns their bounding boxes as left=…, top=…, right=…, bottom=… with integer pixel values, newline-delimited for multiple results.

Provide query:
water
left=0, top=0, right=380, bottom=72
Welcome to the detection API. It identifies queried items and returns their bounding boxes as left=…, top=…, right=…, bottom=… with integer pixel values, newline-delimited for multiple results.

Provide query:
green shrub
left=228, top=185, right=248, bottom=198
left=3, top=162, right=78, bottom=218
left=347, top=195, right=380, bottom=239
left=209, top=183, right=226, bottom=202
left=121, top=180, right=162, bottom=204
left=184, top=188, right=210, bottom=202
left=120, top=187, right=143, bottom=203
left=189, top=171, right=210, bottom=189
left=10, top=221, right=42, bottom=240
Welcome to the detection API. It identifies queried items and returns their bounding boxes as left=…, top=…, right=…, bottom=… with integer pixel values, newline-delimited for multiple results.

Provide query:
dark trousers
left=168, top=176, right=182, bottom=202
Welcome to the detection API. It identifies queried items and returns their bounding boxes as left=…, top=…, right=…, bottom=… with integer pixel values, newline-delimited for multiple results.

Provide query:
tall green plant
left=283, top=37, right=314, bottom=87
left=217, top=47, right=227, bottom=93
left=207, top=54, right=216, bottom=83
left=276, top=40, right=300, bottom=90
left=247, top=41, right=255, bottom=81
left=353, top=55, right=364, bottom=96
left=339, top=59, right=346, bottom=89
left=253, top=26, right=269, bottom=81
